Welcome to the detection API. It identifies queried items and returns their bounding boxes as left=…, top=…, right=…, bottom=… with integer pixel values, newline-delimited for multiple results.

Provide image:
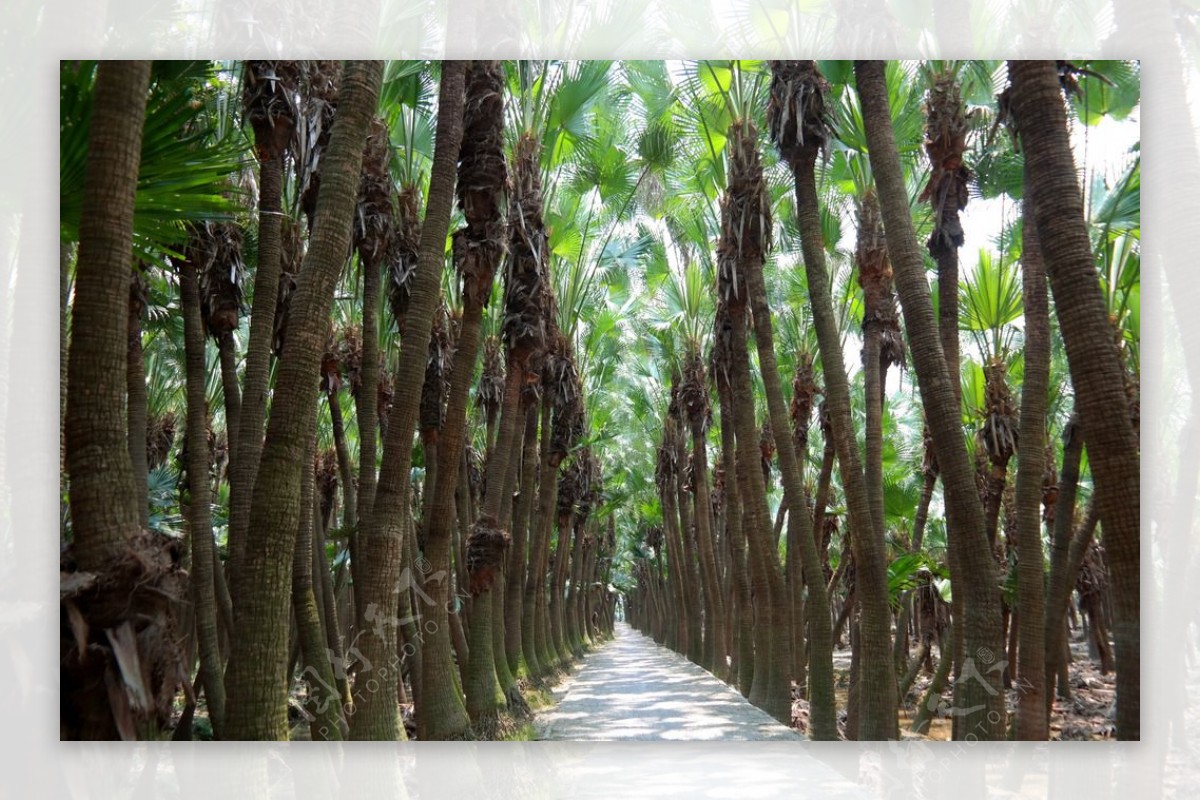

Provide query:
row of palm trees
left=59, top=59, right=1138, bottom=741
left=626, top=60, right=1139, bottom=741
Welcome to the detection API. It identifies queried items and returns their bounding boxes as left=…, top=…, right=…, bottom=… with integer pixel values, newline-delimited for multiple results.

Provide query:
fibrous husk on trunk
left=419, top=301, right=451, bottom=436
left=456, top=60, right=509, bottom=311
left=271, top=217, right=304, bottom=356
left=334, top=325, right=363, bottom=396
left=716, top=121, right=772, bottom=313
left=243, top=61, right=301, bottom=162
left=767, top=60, right=833, bottom=168
left=503, top=133, right=550, bottom=362
left=146, top=413, right=176, bottom=470
left=790, top=351, right=821, bottom=455
left=679, top=349, right=711, bottom=437
left=980, top=358, right=1018, bottom=466
left=316, top=448, right=339, bottom=525
left=477, top=335, right=505, bottom=419
left=921, top=70, right=971, bottom=255
left=466, top=515, right=511, bottom=595
left=856, top=189, right=906, bottom=371
left=354, top=117, right=395, bottom=268
left=185, top=221, right=246, bottom=339
left=296, top=60, right=341, bottom=229
left=60, top=529, right=187, bottom=740
left=387, top=185, right=422, bottom=335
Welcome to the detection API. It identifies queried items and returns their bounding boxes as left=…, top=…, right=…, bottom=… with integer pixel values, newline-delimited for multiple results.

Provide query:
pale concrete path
left=537, top=623, right=804, bottom=740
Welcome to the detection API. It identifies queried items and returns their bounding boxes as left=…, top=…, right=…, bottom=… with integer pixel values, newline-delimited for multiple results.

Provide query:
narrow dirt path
left=537, top=623, right=804, bottom=740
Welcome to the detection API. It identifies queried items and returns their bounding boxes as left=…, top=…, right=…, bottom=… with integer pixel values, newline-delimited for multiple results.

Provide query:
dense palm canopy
left=60, top=58, right=1139, bottom=741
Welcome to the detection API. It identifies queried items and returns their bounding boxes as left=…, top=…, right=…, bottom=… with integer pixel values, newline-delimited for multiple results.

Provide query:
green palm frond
left=61, top=61, right=250, bottom=266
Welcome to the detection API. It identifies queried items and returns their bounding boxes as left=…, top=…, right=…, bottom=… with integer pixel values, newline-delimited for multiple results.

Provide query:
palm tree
left=1005, top=59, right=1141, bottom=741
left=226, top=60, right=301, bottom=593
left=854, top=59, right=1004, bottom=739
left=223, top=60, right=383, bottom=740
left=770, top=59, right=896, bottom=739
left=343, top=60, right=468, bottom=742
left=62, top=60, right=157, bottom=740
left=715, top=104, right=795, bottom=724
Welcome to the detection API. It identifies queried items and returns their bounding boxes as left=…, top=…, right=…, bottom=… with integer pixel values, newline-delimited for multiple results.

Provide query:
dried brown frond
left=980, top=358, right=1018, bottom=465
left=243, top=61, right=301, bottom=161
left=922, top=71, right=972, bottom=254
left=767, top=60, right=832, bottom=168
left=716, top=121, right=772, bottom=311
left=387, top=185, right=422, bottom=335
left=354, top=117, right=395, bottom=268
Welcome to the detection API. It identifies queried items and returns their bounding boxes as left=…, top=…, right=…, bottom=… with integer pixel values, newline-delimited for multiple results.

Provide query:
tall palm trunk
left=292, top=426, right=343, bottom=740
left=1045, top=415, right=1083, bottom=703
left=228, top=61, right=299, bottom=592
left=217, top=335, right=242, bottom=467
left=716, top=373, right=755, bottom=698
left=855, top=59, right=1003, bottom=739
left=223, top=60, right=382, bottom=740
left=127, top=270, right=149, bottom=528
left=681, top=355, right=728, bottom=681
left=523, top=393, right=557, bottom=676
left=65, top=59, right=150, bottom=570
left=180, top=253, right=227, bottom=737
left=771, top=61, right=896, bottom=739
left=465, top=362, right=523, bottom=733
left=1013, top=199, right=1049, bottom=739
left=353, top=118, right=393, bottom=521
left=507, top=401, right=539, bottom=674
left=739, top=208, right=837, bottom=735
left=1007, top=60, right=1140, bottom=740
left=354, top=61, right=465, bottom=742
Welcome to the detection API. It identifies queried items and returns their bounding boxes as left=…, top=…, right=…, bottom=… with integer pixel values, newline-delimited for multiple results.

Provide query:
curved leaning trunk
left=1007, top=60, right=1140, bottom=741
left=855, top=59, right=1003, bottom=739
left=223, top=61, right=382, bottom=741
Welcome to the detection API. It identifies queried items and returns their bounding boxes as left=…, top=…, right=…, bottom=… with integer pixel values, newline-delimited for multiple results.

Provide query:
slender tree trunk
left=224, top=60, right=382, bottom=740
left=1014, top=198, right=1049, bottom=739
left=292, top=428, right=344, bottom=740
left=728, top=313, right=793, bottom=725
left=65, top=59, right=150, bottom=571
left=1045, top=415, right=1083, bottom=703
left=743, top=245, right=837, bottom=739
left=127, top=287, right=149, bottom=529
left=217, top=334, right=242, bottom=469
left=353, top=62, right=465, bottom=741
left=507, top=402, right=538, bottom=675
left=792, top=159, right=896, bottom=739
left=228, top=74, right=291, bottom=590
left=180, top=256, right=226, bottom=737
left=1007, top=60, right=1140, bottom=740
left=465, top=359, right=523, bottom=733
left=328, top=390, right=357, bottom=530
left=523, top=398, right=556, bottom=676
left=717, top=372, right=755, bottom=698
left=690, top=423, right=728, bottom=681
left=356, top=238, right=381, bottom=521
left=857, top=59, right=1003, bottom=739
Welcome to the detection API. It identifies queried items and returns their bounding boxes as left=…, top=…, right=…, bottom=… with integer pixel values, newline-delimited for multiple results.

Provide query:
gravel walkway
left=537, top=623, right=804, bottom=740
